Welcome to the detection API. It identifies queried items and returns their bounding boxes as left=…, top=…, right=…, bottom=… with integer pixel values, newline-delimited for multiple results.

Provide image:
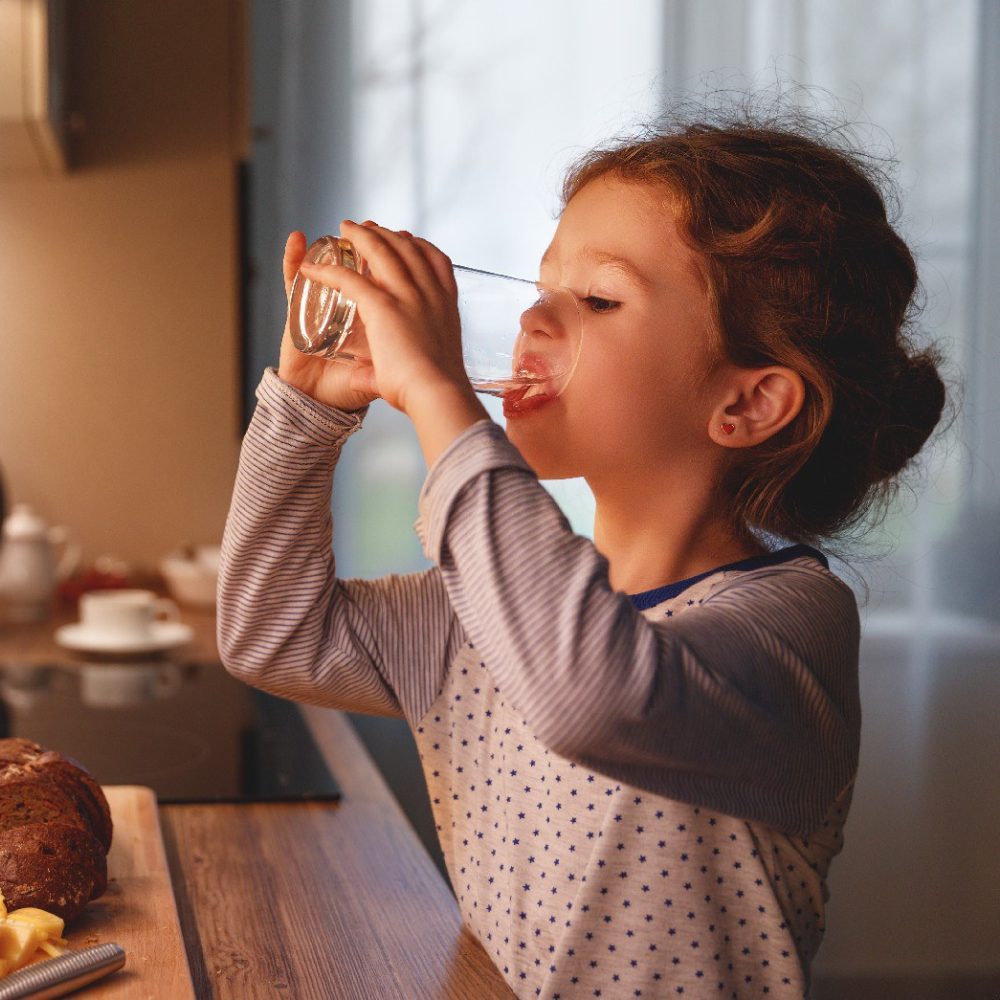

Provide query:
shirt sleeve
left=414, top=419, right=862, bottom=836
left=216, top=367, right=460, bottom=724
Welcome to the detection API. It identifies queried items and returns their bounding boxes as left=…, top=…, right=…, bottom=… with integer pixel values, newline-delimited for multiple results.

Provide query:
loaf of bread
left=0, top=738, right=111, bottom=922
left=0, top=738, right=44, bottom=767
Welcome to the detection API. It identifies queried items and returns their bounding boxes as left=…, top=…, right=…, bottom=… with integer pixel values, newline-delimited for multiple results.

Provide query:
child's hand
left=277, top=230, right=380, bottom=412
left=296, top=220, right=475, bottom=418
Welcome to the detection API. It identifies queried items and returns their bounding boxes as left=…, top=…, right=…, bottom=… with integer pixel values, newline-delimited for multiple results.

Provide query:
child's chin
left=505, top=429, right=579, bottom=480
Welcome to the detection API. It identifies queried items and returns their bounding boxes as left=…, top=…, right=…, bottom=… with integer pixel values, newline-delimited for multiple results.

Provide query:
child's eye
left=583, top=295, right=619, bottom=314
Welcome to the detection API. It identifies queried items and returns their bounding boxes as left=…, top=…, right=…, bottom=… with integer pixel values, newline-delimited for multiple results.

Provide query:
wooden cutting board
left=64, top=785, right=195, bottom=998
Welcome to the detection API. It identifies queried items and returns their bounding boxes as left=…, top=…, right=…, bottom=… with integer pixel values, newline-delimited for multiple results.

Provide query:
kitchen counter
left=0, top=602, right=514, bottom=998
left=0, top=591, right=221, bottom=667
left=159, top=705, right=513, bottom=999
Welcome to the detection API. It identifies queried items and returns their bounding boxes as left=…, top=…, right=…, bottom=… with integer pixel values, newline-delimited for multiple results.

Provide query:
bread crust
left=0, top=738, right=114, bottom=926
left=0, top=822, right=107, bottom=921
left=0, top=778, right=92, bottom=835
left=0, top=738, right=44, bottom=768
left=0, top=753, right=113, bottom=852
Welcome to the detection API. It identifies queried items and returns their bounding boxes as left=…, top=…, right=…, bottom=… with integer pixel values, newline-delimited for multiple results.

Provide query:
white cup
left=194, top=545, right=220, bottom=573
left=78, top=589, right=179, bottom=644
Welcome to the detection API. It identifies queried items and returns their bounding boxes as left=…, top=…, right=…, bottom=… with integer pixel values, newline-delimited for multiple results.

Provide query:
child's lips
left=502, top=354, right=557, bottom=418
left=502, top=384, right=556, bottom=418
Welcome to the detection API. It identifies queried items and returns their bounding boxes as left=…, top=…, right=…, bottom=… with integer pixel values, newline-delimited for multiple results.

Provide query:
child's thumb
left=349, top=361, right=379, bottom=399
left=283, top=231, right=308, bottom=298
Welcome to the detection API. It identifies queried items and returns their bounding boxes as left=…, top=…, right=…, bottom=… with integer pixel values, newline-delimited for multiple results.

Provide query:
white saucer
left=54, top=621, right=194, bottom=655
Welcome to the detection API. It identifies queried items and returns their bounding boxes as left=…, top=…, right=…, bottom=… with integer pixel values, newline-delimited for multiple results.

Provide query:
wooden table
left=159, top=706, right=512, bottom=999
left=0, top=603, right=514, bottom=998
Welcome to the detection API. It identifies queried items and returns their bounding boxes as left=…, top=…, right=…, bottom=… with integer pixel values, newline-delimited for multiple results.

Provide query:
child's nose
left=520, top=287, right=578, bottom=341
left=514, top=286, right=583, bottom=391
left=519, top=304, right=554, bottom=340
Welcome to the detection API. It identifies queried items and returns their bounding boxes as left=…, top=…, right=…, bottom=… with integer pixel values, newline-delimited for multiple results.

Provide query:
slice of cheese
left=5, top=908, right=64, bottom=940
left=0, top=921, right=43, bottom=970
left=0, top=893, right=73, bottom=977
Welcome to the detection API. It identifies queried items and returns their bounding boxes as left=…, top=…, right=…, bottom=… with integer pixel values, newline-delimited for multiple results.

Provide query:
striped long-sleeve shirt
left=217, top=367, right=862, bottom=1000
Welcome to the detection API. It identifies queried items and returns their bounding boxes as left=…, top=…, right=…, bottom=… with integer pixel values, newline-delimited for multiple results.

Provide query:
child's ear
left=708, top=366, right=805, bottom=447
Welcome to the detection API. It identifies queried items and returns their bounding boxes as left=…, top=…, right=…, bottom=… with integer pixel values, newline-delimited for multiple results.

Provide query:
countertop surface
left=0, top=600, right=514, bottom=998
left=158, top=705, right=513, bottom=999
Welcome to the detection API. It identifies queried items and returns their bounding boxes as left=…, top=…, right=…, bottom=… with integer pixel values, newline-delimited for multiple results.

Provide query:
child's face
left=506, top=173, right=721, bottom=485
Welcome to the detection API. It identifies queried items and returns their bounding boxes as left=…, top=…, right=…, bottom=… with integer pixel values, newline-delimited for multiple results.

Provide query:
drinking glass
left=287, top=236, right=583, bottom=399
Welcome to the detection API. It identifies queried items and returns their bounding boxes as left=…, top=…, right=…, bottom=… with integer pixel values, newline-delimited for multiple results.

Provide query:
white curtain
left=251, top=0, right=998, bottom=982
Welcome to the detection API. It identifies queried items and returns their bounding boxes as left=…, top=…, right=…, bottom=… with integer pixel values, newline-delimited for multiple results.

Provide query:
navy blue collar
left=628, top=544, right=828, bottom=610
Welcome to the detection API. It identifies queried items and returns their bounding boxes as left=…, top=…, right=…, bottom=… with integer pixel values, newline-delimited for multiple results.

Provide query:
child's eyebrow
left=540, top=245, right=653, bottom=291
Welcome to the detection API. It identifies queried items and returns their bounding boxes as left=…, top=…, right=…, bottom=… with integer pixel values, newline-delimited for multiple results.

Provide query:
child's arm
left=417, top=421, right=862, bottom=837
left=216, top=368, right=459, bottom=724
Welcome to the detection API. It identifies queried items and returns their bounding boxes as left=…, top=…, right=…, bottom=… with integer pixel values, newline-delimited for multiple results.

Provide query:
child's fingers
left=339, top=220, right=418, bottom=293
left=297, top=257, right=390, bottom=315
left=343, top=220, right=449, bottom=304
left=411, top=236, right=459, bottom=299
left=283, top=231, right=308, bottom=298
left=394, top=232, right=457, bottom=300
left=342, top=219, right=443, bottom=298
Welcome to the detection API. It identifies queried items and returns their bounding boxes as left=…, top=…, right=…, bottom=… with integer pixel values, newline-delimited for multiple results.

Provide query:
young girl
left=217, top=106, right=945, bottom=999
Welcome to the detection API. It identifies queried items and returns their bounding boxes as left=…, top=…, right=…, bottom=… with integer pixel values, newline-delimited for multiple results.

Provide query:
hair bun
left=874, top=349, right=946, bottom=478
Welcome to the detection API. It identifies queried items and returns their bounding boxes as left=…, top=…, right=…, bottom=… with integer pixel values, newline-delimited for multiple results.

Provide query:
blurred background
left=0, top=1, right=997, bottom=996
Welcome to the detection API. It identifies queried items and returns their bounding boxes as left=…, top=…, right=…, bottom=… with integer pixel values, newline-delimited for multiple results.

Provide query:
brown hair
left=561, top=100, right=947, bottom=546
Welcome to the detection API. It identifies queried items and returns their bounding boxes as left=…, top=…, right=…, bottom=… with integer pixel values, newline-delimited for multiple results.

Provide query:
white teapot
left=0, top=503, right=81, bottom=623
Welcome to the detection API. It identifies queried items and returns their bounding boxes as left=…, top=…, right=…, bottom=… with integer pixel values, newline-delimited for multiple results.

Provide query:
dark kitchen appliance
left=0, top=658, right=340, bottom=803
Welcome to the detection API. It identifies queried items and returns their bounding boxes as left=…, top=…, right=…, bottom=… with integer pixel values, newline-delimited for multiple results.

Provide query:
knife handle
left=0, top=943, right=126, bottom=1000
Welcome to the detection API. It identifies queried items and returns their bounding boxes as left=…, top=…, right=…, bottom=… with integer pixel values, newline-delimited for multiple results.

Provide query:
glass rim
left=305, top=236, right=576, bottom=299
